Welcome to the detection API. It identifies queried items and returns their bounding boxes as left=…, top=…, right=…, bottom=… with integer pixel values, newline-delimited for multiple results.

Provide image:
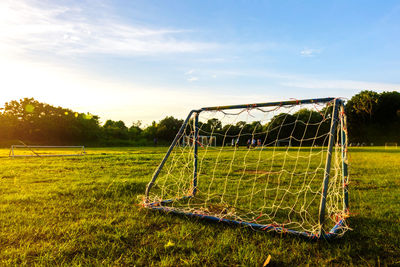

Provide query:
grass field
left=0, top=146, right=399, bottom=266
left=148, top=145, right=346, bottom=237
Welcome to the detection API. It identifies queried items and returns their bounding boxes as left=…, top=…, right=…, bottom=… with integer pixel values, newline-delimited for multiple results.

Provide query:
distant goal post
left=9, top=145, right=86, bottom=158
left=384, top=142, right=398, bottom=148
left=182, top=135, right=217, bottom=147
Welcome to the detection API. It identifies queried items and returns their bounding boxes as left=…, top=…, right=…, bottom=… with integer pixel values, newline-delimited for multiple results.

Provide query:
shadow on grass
left=55, top=181, right=148, bottom=200
left=145, top=209, right=399, bottom=244
left=142, top=206, right=339, bottom=243
left=100, top=181, right=148, bottom=199
left=318, top=216, right=400, bottom=264
left=138, top=209, right=400, bottom=265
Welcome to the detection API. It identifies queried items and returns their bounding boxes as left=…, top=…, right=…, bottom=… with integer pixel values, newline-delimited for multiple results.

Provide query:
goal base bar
left=11, top=154, right=85, bottom=157
left=144, top=201, right=346, bottom=240
left=9, top=145, right=86, bottom=158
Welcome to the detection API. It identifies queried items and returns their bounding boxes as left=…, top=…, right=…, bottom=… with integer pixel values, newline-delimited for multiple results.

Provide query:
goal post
left=384, top=142, right=398, bottom=148
left=9, top=145, right=86, bottom=158
left=182, top=135, right=217, bottom=147
left=144, top=97, right=350, bottom=239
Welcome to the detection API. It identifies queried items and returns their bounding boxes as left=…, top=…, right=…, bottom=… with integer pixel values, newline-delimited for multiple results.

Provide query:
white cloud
left=300, top=48, right=320, bottom=57
left=0, top=57, right=278, bottom=125
left=0, top=0, right=218, bottom=57
left=210, top=68, right=399, bottom=92
left=281, top=79, right=400, bottom=91
left=187, top=77, right=199, bottom=82
left=185, top=69, right=195, bottom=75
left=185, top=69, right=199, bottom=82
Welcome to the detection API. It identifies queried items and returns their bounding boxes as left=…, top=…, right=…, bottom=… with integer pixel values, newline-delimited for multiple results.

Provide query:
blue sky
left=0, top=0, right=399, bottom=125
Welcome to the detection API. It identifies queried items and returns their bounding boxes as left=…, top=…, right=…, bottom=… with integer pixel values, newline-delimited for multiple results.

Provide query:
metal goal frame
left=144, top=97, right=349, bottom=240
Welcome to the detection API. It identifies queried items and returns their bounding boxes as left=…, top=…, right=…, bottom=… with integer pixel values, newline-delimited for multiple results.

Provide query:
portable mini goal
left=144, top=98, right=350, bottom=239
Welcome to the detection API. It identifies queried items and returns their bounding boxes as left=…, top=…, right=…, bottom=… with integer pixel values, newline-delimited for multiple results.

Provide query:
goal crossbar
left=200, top=97, right=335, bottom=111
left=144, top=97, right=349, bottom=240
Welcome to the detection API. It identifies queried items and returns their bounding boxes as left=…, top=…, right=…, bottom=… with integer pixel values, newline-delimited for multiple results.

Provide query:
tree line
left=0, top=90, right=399, bottom=147
left=0, top=98, right=184, bottom=146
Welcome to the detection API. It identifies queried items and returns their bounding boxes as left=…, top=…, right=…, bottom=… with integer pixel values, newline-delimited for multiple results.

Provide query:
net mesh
left=146, top=99, right=349, bottom=236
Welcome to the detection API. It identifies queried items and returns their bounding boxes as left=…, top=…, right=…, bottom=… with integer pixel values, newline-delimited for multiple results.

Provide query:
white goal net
left=144, top=98, right=350, bottom=239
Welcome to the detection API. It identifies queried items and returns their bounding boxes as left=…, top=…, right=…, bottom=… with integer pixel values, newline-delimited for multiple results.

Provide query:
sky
left=1, top=0, right=399, bottom=125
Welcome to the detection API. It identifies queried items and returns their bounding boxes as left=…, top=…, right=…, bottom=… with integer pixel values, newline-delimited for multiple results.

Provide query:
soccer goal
left=384, top=142, right=398, bottom=149
left=182, top=135, right=217, bottom=147
left=144, top=98, right=350, bottom=239
left=9, top=145, right=86, bottom=158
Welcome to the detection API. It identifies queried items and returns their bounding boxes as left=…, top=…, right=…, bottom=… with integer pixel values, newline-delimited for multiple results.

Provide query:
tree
left=346, top=91, right=379, bottom=143
left=142, top=121, right=158, bottom=140
left=103, top=120, right=129, bottom=140
left=375, top=91, right=400, bottom=124
left=0, top=98, right=102, bottom=145
left=346, top=90, right=400, bottom=144
left=346, top=91, right=379, bottom=121
left=374, top=91, right=400, bottom=143
left=156, top=116, right=183, bottom=142
left=129, top=121, right=143, bottom=140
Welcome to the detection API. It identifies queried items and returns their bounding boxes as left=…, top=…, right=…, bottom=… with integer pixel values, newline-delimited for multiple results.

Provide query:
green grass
left=0, top=147, right=399, bottom=266
left=150, top=146, right=341, bottom=235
